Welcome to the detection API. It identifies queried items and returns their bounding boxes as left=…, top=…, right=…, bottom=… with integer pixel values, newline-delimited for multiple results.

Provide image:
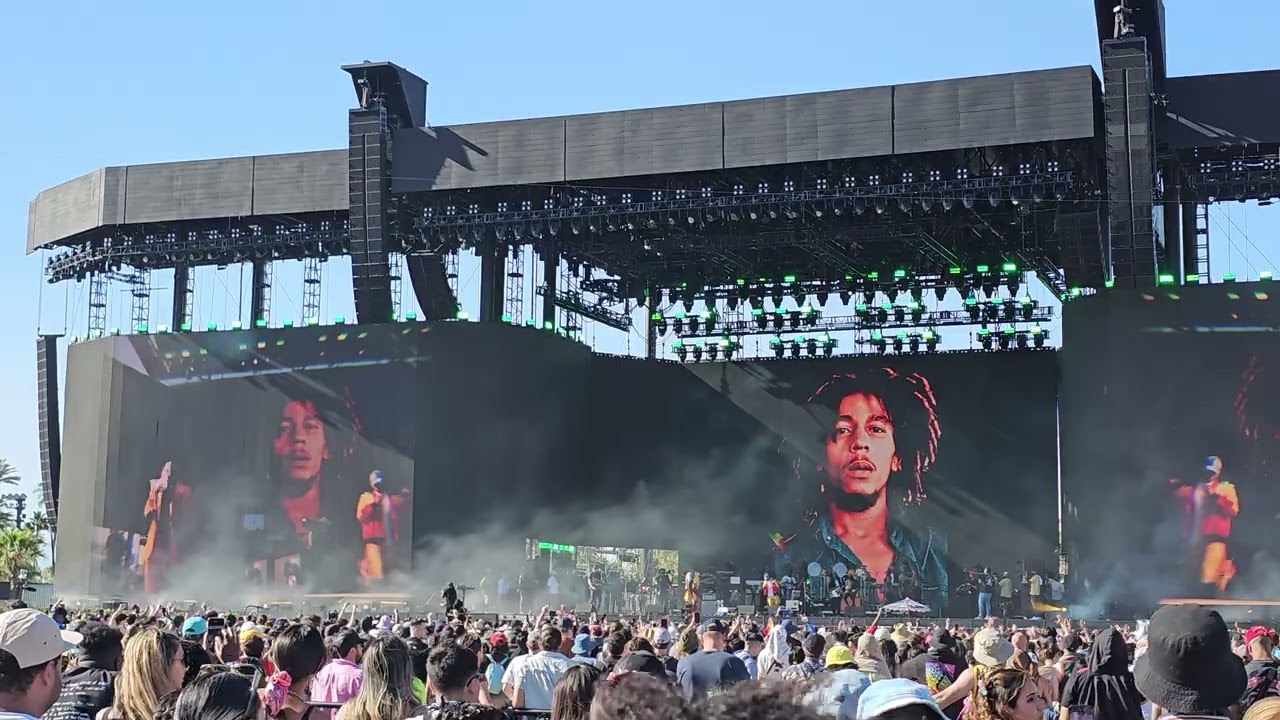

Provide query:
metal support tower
left=445, top=251, right=459, bottom=297
left=303, top=257, right=322, bottom=323
left=558, top=263, right=582, bottom=336
left=504, top=245, right=525, bottom=324
left=87, top=273, right=107, bottom=338
left=1194, top=204, right=1211, bottom=279
left=172, top=265, right=194, bottom=330
left=389, top=252, right=404, bottom=320
left=250, top=260, right=273, bottom=326
left=130, top=268, right=151, bottom=332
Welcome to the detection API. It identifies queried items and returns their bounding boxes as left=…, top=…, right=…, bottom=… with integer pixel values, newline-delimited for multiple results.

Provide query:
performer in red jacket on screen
left=1171, top=455, right=1239, bottom=593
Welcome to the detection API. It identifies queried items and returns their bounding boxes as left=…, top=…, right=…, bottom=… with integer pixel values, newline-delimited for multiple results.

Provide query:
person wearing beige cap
left=0, top=609, right=82, bottom=720
left=930, top=627, right=1016, bottom=710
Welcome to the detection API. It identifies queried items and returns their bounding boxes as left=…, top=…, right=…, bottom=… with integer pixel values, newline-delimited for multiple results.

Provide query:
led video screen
left=83, top=327, right=419, bottom=596
left=56, top=323, right=591, bottom=598
left=584, top=350, right=1061, bottom=616
left=1062, top=282, right=1280, bottom=605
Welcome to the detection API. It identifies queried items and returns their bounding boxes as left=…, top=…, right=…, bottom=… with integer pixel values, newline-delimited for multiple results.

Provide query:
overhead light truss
left=662, top=304, right=1054, bottom=339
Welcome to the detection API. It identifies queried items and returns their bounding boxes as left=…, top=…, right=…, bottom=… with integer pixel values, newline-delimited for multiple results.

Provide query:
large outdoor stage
left=53, top=320, right=1061, bottom=616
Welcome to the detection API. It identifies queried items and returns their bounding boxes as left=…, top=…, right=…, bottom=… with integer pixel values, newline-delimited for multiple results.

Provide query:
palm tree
left=0, top=460, right=19, bottom=487
left=27, top=511, right=52, bottom=556
left=0, top=529, right=44, bottom=595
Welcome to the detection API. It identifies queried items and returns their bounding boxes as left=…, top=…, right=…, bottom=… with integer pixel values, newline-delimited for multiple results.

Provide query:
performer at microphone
left=356, top=470, right=410, bottom=583
left=1171, top=455, right=1240, bottom=593
left=139, top=461, right=192, bottom=595
left=682, top=571, right=701, bottom=613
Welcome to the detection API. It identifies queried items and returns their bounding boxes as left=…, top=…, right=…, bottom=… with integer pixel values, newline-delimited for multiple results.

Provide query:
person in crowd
left=178, top=619, right=205, bottom=645
left=479, top=633, right=509, bottom=706
left=1059, top=627, right=1143, bottom=720
left=808, top=645, right=871, bottom=720
left=424, top=641, right=494, bottom=720
left=173, top=673, right=260, bottom=720
left=104, top=628, right=185, bottom=720
left=406, top=639, right=429, bottom=705
left=966, top=668, right=1046, bottom=720
left=930, top=627, right=1014, bottom=710
left=549, top=665, right=599, bottom=720
left=1242, top=626, right=1280, bottom=711
left=336, top=635, right=422, bottom=720
left=568, top=632, right=596, bottom=666
left=311, top=629, right=363, bottom=705
left=756, top=620, right=796, bottom=678
left=593, top=672, right=688, bottom=720
left=260, top=625, right=325, bottom=720
left=650, top=627, right=677, bottom=676
left=178, top=640, right=210, bottom=688
left=1134, top=604, right=1245, bottom=720
left=733, top=633, right=763, bottom=680
left=675, top=619, right=749, bottom=699
left=898, top=628, right=967, bottom=718
left=858, top=677, right=950, bottom=720
left=782, top=633, right=826, bottom=684
left=504, top=626, right=569, bottom=710
left=0, top=609, right=82, bottom=720
left=853, top=633, right=892, bottom=682
left=42, top=622, right=122, bottom=720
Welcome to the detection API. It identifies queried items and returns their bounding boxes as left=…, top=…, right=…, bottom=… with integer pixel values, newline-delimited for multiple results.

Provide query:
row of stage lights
left=429, top=163, right=1071, bottom=223
left=654, top=263, right=1025, bottom=313
left=652, top=292, right=1040, bottom=337
left=668, top=325, right=1049, bottom=363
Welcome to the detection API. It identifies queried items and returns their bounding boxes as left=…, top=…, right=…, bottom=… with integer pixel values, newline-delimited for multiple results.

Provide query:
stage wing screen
left=1062, top=282, right=1280, bottom=607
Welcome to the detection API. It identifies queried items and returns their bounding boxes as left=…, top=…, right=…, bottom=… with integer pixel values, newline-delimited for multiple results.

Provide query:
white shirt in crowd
left=547, top=575, right=559, bottom=595
left=506, top=650, right=570, bottom=710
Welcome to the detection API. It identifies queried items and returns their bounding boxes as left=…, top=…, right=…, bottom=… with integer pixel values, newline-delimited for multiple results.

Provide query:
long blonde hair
left=113, top=627, right=182, bottom=720
left=336, top=636, right=420, bottom=720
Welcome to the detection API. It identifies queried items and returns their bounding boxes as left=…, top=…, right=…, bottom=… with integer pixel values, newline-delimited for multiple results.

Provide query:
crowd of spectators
left=0, top=599, right=1274, bottom=720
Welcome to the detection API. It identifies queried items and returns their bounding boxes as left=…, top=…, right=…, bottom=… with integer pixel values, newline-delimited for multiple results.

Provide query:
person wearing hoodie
left=852, top=634, right=892, bottom=683
left=898, top=629, right=968, bottom=719
left=1059, top=627, right=1145, bottom=720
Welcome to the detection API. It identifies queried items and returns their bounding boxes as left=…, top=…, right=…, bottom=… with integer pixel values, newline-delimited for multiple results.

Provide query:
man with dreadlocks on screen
left=773, top=367, right=947, bottom=610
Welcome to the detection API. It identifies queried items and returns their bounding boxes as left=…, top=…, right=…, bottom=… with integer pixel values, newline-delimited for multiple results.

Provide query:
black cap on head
left=703, top=619, right=727, bottom=635
left=613, top=651, right=668, bottom=681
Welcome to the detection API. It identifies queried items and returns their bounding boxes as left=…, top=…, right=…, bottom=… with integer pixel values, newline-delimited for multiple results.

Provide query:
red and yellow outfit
left=356, top=490, right=406, bottom=581
left=1175, top=480, right=1239, bottom=589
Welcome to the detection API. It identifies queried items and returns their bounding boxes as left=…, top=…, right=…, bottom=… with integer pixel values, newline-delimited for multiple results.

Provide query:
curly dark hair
left=807, top=368, right=942, bottom=502
left=968, top=668, right=1034, bottom=720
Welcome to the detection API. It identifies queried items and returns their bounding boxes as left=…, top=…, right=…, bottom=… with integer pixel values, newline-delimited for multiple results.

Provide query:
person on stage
left=682, top=571, right=701, bottom=612
left=139, top=461, right=192, bottom=594
left=761, top=573, right=782, bottom=612
left=1170, top=455, right=1239, bottom=593
left=355, top=470, right=410, bottom=582
left=773, top=368, right=948, bottom=609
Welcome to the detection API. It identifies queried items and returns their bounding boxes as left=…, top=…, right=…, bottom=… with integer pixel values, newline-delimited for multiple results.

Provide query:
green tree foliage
left=0, top=529, right=44, bottom=593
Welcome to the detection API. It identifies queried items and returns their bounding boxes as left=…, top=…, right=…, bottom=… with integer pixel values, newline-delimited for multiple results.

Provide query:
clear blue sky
left=1, top=0, right=1278, bottom=512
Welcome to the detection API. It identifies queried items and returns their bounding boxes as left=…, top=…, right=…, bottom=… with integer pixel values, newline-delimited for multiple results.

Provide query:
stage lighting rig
left=769, top=334, right=836, bottom=359
left=673, top=337, right=740, bottom=363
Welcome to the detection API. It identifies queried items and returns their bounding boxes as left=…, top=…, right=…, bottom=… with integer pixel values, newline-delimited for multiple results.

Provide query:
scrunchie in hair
left=263, top=671, right=293, bottom=717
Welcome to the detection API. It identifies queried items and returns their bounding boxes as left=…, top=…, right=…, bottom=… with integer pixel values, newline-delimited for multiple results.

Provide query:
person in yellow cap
left=0, top=609, right=82, bottom=720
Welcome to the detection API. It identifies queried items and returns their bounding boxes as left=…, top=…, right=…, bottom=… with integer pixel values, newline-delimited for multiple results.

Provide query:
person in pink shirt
left=311, top=630, right=364, bottom=704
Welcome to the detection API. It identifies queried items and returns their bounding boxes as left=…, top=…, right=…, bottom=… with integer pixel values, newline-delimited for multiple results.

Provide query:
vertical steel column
left=250, top=260, right=272, bottom=326
left=172, top=265, right=193, bottom=330
left=303, top=257, right=322, bottom=324
left=130, top=269, right=151, bottom=333
left=541, top=242, right=558, bottom=328
left=1161, top=162, right=1182, bottom=282
left=1180, top=200, right=1199, bottom=280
